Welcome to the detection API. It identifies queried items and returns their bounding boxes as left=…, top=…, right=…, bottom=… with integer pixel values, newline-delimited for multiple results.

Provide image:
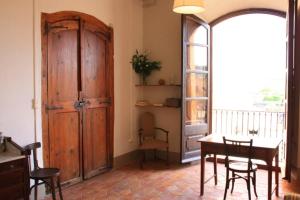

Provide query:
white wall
left=0, top=0, right=143, bottom=163
left=0, top=0, right=35, bottom=146
left=143, top=0, right=182, bottom=153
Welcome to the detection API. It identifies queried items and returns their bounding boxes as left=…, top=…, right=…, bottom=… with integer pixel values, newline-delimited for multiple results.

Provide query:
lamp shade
left=173, top=0, right=205, bottom=14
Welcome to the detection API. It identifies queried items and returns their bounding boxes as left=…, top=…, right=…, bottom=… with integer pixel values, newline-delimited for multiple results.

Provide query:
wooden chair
left=24, top=142, right=63, bottom=200
left=138, top=112, right=169, bottom=168
left=222, top=137, right=258, bottom=200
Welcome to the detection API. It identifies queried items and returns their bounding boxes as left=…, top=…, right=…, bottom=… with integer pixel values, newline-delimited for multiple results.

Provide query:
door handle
left=74, top=100, right=90, bottom=110
left=46, top=105, right=64, bottom=110
left=74, top=101, right=84, bottom=110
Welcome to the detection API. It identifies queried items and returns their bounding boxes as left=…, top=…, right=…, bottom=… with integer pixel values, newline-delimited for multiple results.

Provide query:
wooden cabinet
left=0, top=137, right=30, bottom=200
left=41, top=12, right=114, bottom=184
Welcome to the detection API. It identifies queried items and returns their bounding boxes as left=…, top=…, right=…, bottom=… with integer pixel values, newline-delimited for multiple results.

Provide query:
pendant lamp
left=173, top=0, right=205, bottom=14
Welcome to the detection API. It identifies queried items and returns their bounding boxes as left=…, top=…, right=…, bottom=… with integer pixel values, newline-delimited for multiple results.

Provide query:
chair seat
left=228, top=161, right=257, bottom=172
left=30, top=168, right=60, bottom=179
left=139, top=139, right=168, bottom=150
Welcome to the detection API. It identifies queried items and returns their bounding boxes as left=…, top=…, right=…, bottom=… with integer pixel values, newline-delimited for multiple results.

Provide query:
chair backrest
left=140, top=112, right=156, bottom=138
left=222, top=137, right=253, bottom=170
left=24, top=142, right=41, bottom=171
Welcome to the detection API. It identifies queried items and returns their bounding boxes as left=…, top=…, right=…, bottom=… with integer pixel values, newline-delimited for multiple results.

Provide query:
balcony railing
left=212, top=109, right=286, bottom=161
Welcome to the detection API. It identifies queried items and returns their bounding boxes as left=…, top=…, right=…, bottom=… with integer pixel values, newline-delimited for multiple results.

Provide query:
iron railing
left=212, top=109, right=286, bottom=161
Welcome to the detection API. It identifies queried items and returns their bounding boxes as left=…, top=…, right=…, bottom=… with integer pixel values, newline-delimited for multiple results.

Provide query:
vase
left=140, top=74, right=147, bottom=85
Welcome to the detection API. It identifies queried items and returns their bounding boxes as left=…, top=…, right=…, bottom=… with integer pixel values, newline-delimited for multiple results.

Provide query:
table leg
left=214, top=154, right=217, bottom=185
left=267, top=159, right=273, bottom=200
left=275, top=152, right=279, bottom=196
left=200, top=152, right=205, bottom=196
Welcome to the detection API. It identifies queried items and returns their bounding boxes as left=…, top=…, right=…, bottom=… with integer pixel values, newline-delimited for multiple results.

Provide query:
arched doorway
left=180, top=9, right=298, bottom=180
left=211, top=11, right=287, bottom=167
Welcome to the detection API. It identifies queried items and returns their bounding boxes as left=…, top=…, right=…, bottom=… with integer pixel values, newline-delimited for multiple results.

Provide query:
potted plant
left=131, top=50, right=161, bottom=85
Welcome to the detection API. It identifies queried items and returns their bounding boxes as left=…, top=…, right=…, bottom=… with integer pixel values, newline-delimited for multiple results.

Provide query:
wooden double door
left=41, top=12, right=114, bottom=184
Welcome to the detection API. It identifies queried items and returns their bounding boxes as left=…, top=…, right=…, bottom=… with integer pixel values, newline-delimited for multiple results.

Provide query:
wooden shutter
left=181, top=15, right=211, bottom=163
left=285, top=0, right=299, bottom=181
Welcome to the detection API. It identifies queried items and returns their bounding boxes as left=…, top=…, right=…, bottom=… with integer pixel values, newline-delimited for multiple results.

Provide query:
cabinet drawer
left=0, top=168, right=24, bottom=188
left=0, top=183, right=24, bottom=200
left=0, top=159, right=24, bottom=173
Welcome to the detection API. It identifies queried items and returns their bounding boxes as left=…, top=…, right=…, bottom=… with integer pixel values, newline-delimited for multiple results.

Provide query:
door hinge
left=99, top=97, right=112, bottom=105
left=45, top=104, right=64, bottom=111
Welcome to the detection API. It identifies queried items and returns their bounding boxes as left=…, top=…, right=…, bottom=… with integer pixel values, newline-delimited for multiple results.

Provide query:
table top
left=198, top=134, right=282, bottom=149
left=0, top=151, right=25, bottom=164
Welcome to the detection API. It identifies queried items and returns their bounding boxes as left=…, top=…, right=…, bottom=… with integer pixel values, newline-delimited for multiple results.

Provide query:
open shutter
left=285, top=0, right=299, bottom=181
left=181, top=15, right=211, bottom=163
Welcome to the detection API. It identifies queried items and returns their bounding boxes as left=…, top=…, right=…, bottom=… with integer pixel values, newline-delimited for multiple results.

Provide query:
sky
left=212, top=14, right=286, bottom=111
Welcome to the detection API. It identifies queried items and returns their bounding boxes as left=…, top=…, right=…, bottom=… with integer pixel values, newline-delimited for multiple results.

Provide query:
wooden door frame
left=209, top=8, right=285, bottom=26
left=41, top=11, right=114, bottom=172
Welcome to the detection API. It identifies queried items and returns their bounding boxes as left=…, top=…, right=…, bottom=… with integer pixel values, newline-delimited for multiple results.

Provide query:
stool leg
left=50, top=177, right=56, bottom=200
left=34, top=180, right=38, bottom=200
left=57, top=176, right=63, bottom=200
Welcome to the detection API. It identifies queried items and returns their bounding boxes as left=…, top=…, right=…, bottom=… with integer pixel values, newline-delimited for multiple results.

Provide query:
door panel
left=182, top=15, right=210, bottom=163
left=83, top=108, right=107, bottom=178
left=186, top=135, right=204, bottom=151
left=81, top=21, right=111, bottom=178
left=186, top=73, right=208, bottom=97
left=187, top=46, right=208, bottom=67
left=82, top=29, right=106, bottom=98
left=49, top=111, right=81, bottom=182
left=186, top=19, right=208, bottom=44
left=47, top=20, right=81, bottom=183
left=185, top=100, right=208, bottom=125
left=48, top=21, right=79, bottom=104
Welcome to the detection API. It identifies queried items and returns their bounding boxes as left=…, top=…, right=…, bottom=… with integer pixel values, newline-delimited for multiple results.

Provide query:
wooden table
left=198, top=134, right=282, bottom=200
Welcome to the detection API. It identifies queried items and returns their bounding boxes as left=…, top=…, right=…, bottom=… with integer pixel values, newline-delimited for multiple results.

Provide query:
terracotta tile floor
left=45, top=161, right=300, bottom=200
